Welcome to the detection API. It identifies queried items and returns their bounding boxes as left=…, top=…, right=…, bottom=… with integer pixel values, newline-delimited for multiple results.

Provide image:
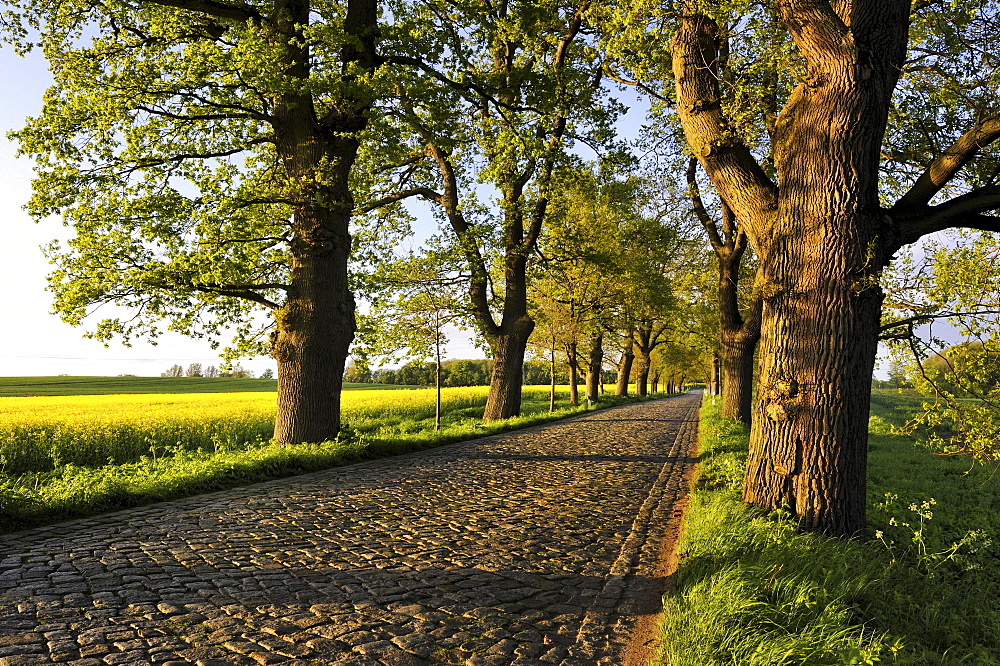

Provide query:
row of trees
left=6, top=0, right=999, bottom=538
left=348, top=358, right=656, bottom=390
left=160, top=363, right=273, bottom=378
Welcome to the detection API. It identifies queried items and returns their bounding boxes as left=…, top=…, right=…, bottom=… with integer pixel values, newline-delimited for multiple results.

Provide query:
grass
left=654, top=393, right=1000, bottom=665
left=0, top=385, right=664, bottom=533
left=0, top=376, right=414, bottom=396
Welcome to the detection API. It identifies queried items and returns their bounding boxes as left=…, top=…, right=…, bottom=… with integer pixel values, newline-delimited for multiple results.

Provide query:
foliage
left=368, top=0, right=623, bottom=383
left=655, top=394, right=1000, bottom=664
left=882, top=231, right=1000, bottom=460
left=532, top=166, right=681, bottom=345
left=357, top=251, right=466, bottom=368
left=2, top=0, right=388, bottom=357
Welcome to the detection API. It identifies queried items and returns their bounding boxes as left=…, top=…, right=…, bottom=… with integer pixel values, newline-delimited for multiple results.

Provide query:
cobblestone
left=0, top=393, right=700, bottom=664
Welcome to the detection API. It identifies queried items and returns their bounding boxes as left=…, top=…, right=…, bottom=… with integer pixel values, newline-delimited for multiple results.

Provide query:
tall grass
left=654, top=394, right=1000, bottom=665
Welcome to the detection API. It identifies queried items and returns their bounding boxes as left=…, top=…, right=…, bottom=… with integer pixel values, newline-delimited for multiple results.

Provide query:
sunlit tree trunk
left=673, top=3, right=910, bottom=537
left=615, top=335, right=635, bottom=396
left=585, top=332, right=603, bottom=403
left=566, top=340, right=580, bottom=406
left=271, top=0, right=376, bottom=444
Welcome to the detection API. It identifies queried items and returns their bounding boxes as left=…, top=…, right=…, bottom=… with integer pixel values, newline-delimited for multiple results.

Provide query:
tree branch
left=686, top=156, right=724, bottom=252
left=879, top=309, right=1000, bottom=337
left=359, top=187, right=443, bottom=213
left=773, top=0, right=849, bottom=70
left=136, top=0, right=262, bottom=23
left=602, top=64, right=672, bottom=104
left=672, top=11, right=778, bottom=248
left=893, top=116, right=1000, bottom=211
left=895, top=186, right=1000, bottom=245
left=128, top=139, right=271, bottom=171
left=385, top=55, right=543, bottom=115
left=189, top=282, right=284, bottom=309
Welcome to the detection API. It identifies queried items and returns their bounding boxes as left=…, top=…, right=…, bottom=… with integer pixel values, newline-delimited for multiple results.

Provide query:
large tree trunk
left=585, top=333, right=603, bottom=403
left=272, top=204, right=356, bottom=444
left=711, top=352, right=721, bottom=396
left=635, top=351, right=651, bottom=397
left=739, top=14, right=900, bottom=537
left=720, top=331, right=756, bottom=425
left=615, top=337, right=634, bottom=396
left=566, top=341, right=580, bottom=407
left=743, top=236, right=884, bottom=538
left=270, top=0, right=375, bottom=444
left=483, top=318, right=534, bottom=419
left=673, top=5, right=909, bottom=537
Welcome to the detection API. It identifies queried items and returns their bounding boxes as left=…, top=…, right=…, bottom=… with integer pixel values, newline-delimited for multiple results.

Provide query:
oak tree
left=372, top=0, right=617, bottom=419
left=7, top=0, right=380, bottom=443
left=668, top=0, right=1000, bottom=536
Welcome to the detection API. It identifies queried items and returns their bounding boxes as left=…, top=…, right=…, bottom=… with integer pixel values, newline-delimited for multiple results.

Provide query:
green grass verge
left=654, top=393, right=1000, bottom=665
left=0, top=376, right=421, bottom=396
left=0, top=390, right=669, bottom=534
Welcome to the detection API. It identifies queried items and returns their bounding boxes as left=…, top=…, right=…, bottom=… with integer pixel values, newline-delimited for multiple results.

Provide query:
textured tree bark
left=565, top=340, right=580, bottom=407
left=270, top=0, right=376, bottom=444
left=483, top=319, right=533, bottom=419
left=635, top=351, right=650, bottom=397
left=718, top=253, right=761, bottom=425
left=720, top=331, right=756, bottom=423
left=272, top=202, right=356, bottom=444
left=673, top=2, right=910, bottom=537
left=743, top=235, right=884, bottom=537
left=615, top=337, right=635, bottom=396
left=585, top=333, right=604, bottom=403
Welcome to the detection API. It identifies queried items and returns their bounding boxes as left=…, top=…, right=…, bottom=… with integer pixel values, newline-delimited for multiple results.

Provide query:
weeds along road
left=0, top=392, right=700, bottom=666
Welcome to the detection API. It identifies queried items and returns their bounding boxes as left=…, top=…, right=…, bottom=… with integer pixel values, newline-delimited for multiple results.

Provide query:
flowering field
left=0, top=386, right=533, bottom=474
left=0, top=385, right=646, bottom=531
left=0, top=384, right=604, bottom=531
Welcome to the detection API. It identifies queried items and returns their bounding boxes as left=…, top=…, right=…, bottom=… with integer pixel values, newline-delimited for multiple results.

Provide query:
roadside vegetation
left=0, top=385, right=664, bottom=534
left=655, top=392, right=1000, bottom=665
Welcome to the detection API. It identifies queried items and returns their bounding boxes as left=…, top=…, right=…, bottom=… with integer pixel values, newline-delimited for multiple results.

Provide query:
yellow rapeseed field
left=0, top=386, right=544, bottom=474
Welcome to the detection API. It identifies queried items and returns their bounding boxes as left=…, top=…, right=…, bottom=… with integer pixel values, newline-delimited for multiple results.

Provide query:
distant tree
left=374, top=369, right=398, bottom=385
left=885, top=360, right=911, bottom=390
left=443, top=360, right=490, bottom=387
left=204, top=365, right=218, bottom=379
left=162, top=364, right=183, bottom=378
left=343, top=361, right=372, bottom=383
left=186, top=363, right=203, bottom=378
left=395, top=362, right=433, bottom=386
left=522, top=361, right=559, bottom=386
left=377, top=0, right=615, bottom=421
left=222, top=364, right=253, bottom=379
left=260, top=368, right=275, bottom=380
left=360, top=253, right=465, bottom=428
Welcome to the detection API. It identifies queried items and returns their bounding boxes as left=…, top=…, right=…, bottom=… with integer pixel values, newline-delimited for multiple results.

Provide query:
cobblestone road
left=0, top=392, right=700, bottom=666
